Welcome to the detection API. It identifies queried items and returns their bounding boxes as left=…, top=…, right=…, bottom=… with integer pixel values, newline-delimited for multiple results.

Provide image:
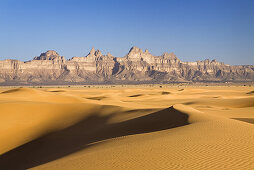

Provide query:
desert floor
left=0, top=85, right=253, bottom=170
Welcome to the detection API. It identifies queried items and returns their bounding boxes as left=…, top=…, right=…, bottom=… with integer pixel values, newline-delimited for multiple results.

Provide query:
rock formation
left=0, top=47, right=253, bottom=85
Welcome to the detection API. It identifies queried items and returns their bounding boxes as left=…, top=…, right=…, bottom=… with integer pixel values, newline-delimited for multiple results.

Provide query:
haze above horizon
left=0, top=0, right=253, bottom=65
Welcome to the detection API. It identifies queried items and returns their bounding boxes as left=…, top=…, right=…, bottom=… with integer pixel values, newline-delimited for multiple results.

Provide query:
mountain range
left=0, top=47, right=253, bottom=85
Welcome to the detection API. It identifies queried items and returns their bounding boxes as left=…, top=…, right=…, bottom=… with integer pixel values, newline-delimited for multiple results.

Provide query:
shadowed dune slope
left=233, top=118, right=254, bottom=124
left=0, top=106, right=189, bottom=170
left=1, top=88, right=34, bottom=94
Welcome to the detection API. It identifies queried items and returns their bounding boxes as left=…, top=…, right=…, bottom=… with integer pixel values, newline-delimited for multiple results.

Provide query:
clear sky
left=0, top=0, right=253, bottom=65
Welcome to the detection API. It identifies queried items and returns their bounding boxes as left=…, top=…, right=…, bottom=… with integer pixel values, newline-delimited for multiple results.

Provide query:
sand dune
left=0, top=86, right=253, bottom=169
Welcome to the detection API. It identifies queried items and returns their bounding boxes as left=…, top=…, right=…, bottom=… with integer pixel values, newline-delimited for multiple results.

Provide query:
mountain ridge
left=0, top=47, right=253, bottom=85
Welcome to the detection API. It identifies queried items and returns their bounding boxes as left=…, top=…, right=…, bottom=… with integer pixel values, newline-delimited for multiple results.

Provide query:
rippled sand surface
left=0, top=86, right=253, bottom=170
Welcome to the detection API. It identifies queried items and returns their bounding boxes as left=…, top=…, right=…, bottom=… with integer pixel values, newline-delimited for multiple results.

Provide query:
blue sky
left=0, top=0, right=253, bottom=65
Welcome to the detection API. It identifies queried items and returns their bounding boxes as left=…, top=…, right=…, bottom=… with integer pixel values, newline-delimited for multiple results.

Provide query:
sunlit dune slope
left=0, top=86, right=253, bottom=170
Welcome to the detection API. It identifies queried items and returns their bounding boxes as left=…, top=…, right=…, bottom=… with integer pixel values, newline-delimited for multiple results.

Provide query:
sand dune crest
left=0, top=106, right=190, bottom=169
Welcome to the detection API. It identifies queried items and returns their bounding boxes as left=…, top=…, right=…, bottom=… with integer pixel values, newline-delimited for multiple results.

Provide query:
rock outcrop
left=0, top=47, right=253, bottom=85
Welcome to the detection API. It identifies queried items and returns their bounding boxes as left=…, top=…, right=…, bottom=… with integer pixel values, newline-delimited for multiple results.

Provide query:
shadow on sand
left=232, top=118, right=254, bottom=124
left=0, top=106, right=189, bottom=170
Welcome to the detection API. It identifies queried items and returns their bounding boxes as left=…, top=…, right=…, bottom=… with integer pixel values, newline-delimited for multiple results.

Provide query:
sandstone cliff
left=0, top=47, right=253, bottom=85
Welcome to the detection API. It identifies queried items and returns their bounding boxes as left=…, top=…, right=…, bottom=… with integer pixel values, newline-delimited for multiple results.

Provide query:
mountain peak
left=89, top=48, right=95, bottom=55
left=161, top=52, right=177, bottom=60
left=129, top=46, right=143, bottom=54
left=87, top=48, right=103, bottom=58
left=127, top=46, right=143, bottom=59
left=45, top=50, right=59, bottom=56
left=34, top=50, right=62, bottom=60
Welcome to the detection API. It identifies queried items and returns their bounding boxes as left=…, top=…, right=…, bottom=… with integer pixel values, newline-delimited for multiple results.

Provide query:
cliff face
left=0, top=47, right=253, bottom=85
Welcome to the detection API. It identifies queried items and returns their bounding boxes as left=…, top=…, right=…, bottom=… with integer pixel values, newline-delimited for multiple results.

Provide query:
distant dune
left=0, top=86, right=253, bottom=169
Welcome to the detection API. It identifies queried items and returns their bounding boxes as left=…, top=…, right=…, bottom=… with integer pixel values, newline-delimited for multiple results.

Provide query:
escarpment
left=0, top=47, right=253, bottom=85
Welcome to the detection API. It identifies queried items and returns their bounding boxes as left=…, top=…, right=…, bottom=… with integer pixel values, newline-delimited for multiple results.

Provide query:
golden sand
left=0, top=86, right=253, bottom=169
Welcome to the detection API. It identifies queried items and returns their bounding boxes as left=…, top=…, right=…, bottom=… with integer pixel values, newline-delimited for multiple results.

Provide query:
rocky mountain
left=0, top=47, right=253, bottom=85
